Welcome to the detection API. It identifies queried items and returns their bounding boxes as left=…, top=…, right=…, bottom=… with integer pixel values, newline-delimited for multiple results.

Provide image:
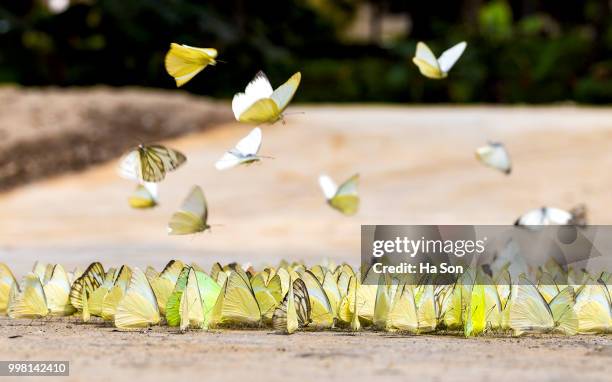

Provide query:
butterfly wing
left=509, top=275, right=554, bottom=335
left=437, top=41, right=467, bottom=74
left=413, top=42, right=443, bottom=79
left=475, top=142, right=511, bottom=174
left=232, top=71, right=274, bottom=121
left=270, top=72, right=301, bottom=112
left=140, top=145, right=187, bottom=182
left=167, top=186, right=207, bottom=235
left=128, top=183, right=159, bottom=209
left=114, top=268, right=160, bottom=329
left=235, top=127, right=263, bottom=156
left=43, top=264, right=75, bottom=316
left=0, top=263, right=16, bottom=315
left=118, top=151, right=141, bottom=181
left=318, top=174, right=338, bottom=200
left=549, top=286, right=578, bottom=335
left=165, top=43, right=217, bottom=87
left=8, top=273, right=48, bottom=319
left=329, top=174, right=359, bottom=215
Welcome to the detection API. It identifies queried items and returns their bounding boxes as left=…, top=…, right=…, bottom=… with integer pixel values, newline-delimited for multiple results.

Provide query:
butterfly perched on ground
left=119, top=144, right=187, bottom=183
left=272, top=278, right=311, bottom=334
left=412, top=41, right=467, bottom=79
left=215, top=127, right=264, bottom=170
left=0, top=263, right=16, bottom=315
left=128, top=182, right=159, bottom=209
left=165, top=43, right=217, bottom=87
left=167, top=186, right=210, bottom=235
left=232, top=71, right=301, bottom=124
left=475, top=142, right=512, bottom=175
left=509, top=275, right=577, bottom=335
left=114, top=268, right=160, bottom=329
left=319, top=174, right=360, bottom=215
left=7, top=273, right=49, bottom=319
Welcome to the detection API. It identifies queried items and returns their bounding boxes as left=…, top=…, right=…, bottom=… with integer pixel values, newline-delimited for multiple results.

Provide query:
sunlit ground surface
left=0, top=317, right=610, bottom=382
left=1, top=106, right=612, bottom=275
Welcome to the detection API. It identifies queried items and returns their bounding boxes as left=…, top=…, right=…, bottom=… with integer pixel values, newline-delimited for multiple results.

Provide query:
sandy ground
left=1, top=101, right=612, bottom=381
left=0, top=317, right=610, bottom=382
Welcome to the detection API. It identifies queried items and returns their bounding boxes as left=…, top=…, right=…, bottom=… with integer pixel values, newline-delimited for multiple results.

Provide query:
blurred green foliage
left=0, top=0, right=610, bottom=103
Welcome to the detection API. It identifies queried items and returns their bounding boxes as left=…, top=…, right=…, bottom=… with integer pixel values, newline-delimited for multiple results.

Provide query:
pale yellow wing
left=114, top=268, right=160, bottom=329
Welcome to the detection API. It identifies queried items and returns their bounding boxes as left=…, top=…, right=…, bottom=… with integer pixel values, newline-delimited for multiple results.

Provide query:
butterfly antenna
left=283, top=111, right=306, bottom=116
left=259, top=155, right=275, bottom=160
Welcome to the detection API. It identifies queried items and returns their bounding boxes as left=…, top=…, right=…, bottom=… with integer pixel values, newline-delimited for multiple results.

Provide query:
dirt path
left=0, top=317, right=610, bottom=382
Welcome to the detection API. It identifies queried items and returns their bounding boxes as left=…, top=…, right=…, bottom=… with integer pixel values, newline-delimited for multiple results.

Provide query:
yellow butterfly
left=119, top=144, right=187, bottom=183
left=0, top=263, right=16, bottom=315
left=149, top=260, right=184, bottom=315
left=114, top=268, right=160, bottom=329
left=299, top=270, right=334, bottom=329
left=251, top=272, right=284, bottom=323
left=509, top=275, right=577, bottom=335
left=272, top=278, right=311, bottom=334
left=101, top=266, right=133, bottom=321
left=386, top=284, right=419, bottom=333
left=43, top=264, right=75, bottom=316
left=574, top=282, right=611, bottom=334
left=128, top=182, right=159, bottom=209
left=167, top=186, right=210, bottom=235
left=232, top=71, right=301, bottom=124
left=165, top=43, right=217, bottom=87
left=8, top=273, right=49, bottom=319
left=413, top=41, right=466, bottom=79
left=318, top=173, right=359, bottom=216
left=209, top=271, right=261, bottom=328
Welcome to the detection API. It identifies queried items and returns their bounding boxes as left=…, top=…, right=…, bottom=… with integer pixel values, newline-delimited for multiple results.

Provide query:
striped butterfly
left=69, top=262, right=105, bottom=310
left=119, top=144, right=187, bottom=183
left=272, top=278, right=311, bottom=334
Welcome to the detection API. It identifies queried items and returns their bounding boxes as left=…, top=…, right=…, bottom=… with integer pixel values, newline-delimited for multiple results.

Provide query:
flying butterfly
left=475, top=142, right=511, bottom=175
left=272, top=278, right=311, bottom=334
left=119, top=144, right=187, bottom=183
left=232, top=71, right=301, bottom=124
left=167, top=186, right=210, bottom=235
left=319, top=173, right=360, bottom=216
left=165, top=43, right=217, bottom=87
left=515, top=206, right=579, bottom=226
left=128, top=182, right=159, bottom=209
left=215, top=127, right=265, bottom=170
left=412, top=41, right=467, bottom=79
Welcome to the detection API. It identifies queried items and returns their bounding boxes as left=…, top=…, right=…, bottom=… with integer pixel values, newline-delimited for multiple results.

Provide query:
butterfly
left=114, top=268, right=160, bottom=329
left=413, top=41, right=467, bottom=79
left=69, top=262, right=105, bottom=311
left=250, top=271, right=284, bottom=323
left=475, top=142, right=512, bottom=175
left=8, top=273, right=49, bottom=319
left=515, top=207, right=576, bottom=226
left=573, top=282, right=611, bottom=334
left=272, top=278, right=311, bottom=334
left=101, top=266, right=133, bottom=321
left=167, top=186, right=210, bottom=235
left=42, top=264, right=75, bottom=316
left=119, top=144, right=187, bottom=183
left=232, top=71, right=301, bottom=124
left=215, top=127, right=265, bottom=170
left=128, top=182, right=159, bottom=209
left=209, top=271, right=261, bottom=328
left=319, top=174, right=360, bottom=215
left=298, top=270, right=334, bottom=329
left=165, top=43, right=217, bottom=87
left=0, top=263, right=17, bottom=315
left=509, top=275, right=577, bottom=335
left=148, top=260, right=184, bottom=316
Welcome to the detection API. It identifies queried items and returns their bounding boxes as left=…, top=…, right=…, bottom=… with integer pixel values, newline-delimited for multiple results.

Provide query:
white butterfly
left=215, top=128, right=263, bottom=170
left=231, top=71, right=301, bottom=124
left=413, top=41, right=467, bottom=79
left=515, top=207, right=574, bottom=226
left=475, top=142, right=512, bottom=174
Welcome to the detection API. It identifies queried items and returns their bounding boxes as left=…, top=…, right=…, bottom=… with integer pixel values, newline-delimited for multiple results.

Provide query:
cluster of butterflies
left=1, top=258, right=610, bottom=336
left=115, top=40, right=491, bottom=232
